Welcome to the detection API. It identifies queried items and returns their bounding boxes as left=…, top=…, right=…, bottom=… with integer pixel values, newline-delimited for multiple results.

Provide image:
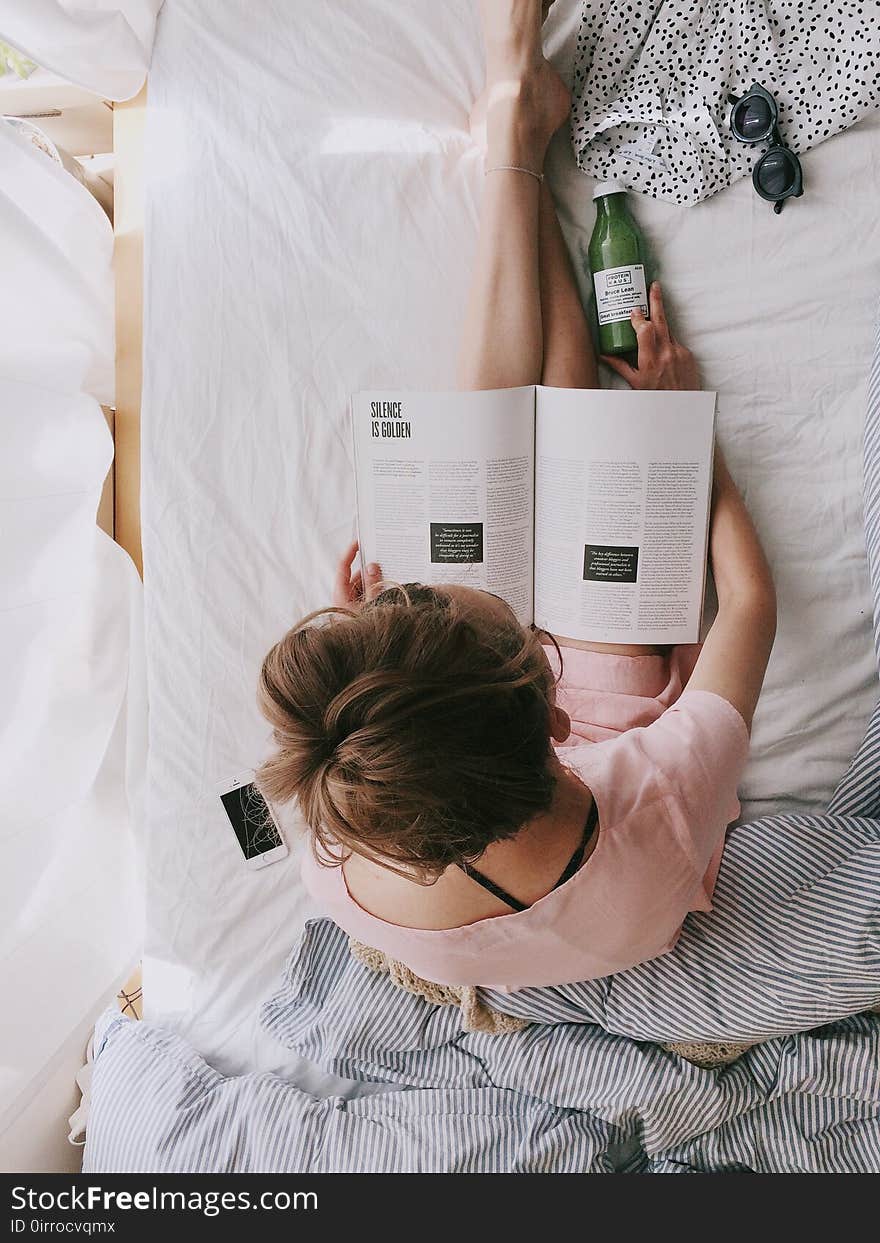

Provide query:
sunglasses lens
left=734, top=96, right=772, bottom=139
left=756, top=148, right=797, bottom=197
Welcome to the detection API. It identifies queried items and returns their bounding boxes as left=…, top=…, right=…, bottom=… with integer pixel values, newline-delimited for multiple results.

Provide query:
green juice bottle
left=588, top=182, right=649, bottom=356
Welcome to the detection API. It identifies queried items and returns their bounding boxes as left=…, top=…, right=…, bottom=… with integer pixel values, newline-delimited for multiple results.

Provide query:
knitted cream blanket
left=349, top=938, right=755, bottom=1068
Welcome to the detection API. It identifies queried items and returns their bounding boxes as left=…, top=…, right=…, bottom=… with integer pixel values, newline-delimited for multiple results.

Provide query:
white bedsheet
left=142, top=0, right=880, bottom=1078
left=0, top=0, right=162, bottom=101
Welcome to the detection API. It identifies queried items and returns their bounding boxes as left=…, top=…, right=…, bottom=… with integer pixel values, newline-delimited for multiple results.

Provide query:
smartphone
left=217, top=773, right=289, bottom=870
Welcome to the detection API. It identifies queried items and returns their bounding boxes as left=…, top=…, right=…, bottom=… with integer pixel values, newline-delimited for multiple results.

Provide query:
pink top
left=301, top=648, right=751, bottom=989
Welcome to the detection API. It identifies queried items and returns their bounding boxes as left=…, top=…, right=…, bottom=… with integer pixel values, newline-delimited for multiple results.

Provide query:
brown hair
left=256, top=585, right=559, bottom=880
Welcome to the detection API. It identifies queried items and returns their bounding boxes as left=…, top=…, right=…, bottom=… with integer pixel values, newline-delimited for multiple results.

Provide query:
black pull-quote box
left=583, top=544, right=639, bottom=584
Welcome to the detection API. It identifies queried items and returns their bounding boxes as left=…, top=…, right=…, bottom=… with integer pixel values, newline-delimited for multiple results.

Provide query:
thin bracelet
left=484, top=163, right=544, bottom=182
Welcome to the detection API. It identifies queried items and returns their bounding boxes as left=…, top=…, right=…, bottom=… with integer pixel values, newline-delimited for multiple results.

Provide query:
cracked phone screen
left=220, top=783, right=282, bottom=860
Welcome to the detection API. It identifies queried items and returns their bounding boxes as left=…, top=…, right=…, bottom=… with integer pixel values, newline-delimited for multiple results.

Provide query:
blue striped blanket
left=85, top=982, right=879, bottom=1172
left=84, top=314, right=880, bottom=1173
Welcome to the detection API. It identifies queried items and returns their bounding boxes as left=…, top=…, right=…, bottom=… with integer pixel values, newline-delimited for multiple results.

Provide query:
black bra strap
left=459, top=796, right=599, bottom=913
left=554, top=797, right=599, bottom=888
left=458, top=860, right=530, bottom=913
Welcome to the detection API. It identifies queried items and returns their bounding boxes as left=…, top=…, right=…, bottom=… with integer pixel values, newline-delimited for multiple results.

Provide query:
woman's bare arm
left=685, top=448, right=776, bottom=728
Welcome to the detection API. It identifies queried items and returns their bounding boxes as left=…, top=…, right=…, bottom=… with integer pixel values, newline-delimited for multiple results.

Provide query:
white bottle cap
left=592, top=180, right=627, bottom=200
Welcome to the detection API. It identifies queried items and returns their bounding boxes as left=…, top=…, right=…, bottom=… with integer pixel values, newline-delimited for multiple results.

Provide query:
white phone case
left=217, top=771, right=289, bottom=870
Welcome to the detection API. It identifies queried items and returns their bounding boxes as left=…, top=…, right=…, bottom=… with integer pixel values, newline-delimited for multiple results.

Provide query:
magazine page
left=534, top=387, right=716, bottom=645
left=352, top=388, right=536, bottom=624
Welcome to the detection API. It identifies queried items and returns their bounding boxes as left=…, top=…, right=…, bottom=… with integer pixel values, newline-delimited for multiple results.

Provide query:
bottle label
left=593, top=264, right=648, bottom=326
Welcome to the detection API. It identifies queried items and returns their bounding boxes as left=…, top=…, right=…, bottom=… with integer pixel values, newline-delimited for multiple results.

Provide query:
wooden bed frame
left=111, top=86, right=146, bottom=578
left=108, top=89, right=147, bottom=1022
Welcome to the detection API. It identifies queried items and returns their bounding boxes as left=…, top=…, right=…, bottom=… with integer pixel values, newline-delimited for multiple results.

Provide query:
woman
left=256, top=0, right=776, bottom=990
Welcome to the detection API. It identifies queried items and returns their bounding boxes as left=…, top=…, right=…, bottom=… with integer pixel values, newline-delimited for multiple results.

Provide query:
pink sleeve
left=636, top=689, right=751, bottom=889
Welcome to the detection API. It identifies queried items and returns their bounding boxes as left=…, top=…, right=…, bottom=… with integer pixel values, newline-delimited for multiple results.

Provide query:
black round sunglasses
left=728, top=82, right=804, bottom=214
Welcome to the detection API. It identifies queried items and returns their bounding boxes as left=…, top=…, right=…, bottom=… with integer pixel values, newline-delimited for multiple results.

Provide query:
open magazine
left=352, top=386, right=716, bottom=645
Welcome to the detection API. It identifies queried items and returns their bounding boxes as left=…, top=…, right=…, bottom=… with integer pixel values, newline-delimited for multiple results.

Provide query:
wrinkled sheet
left=0, top=120, right=145, bottom=1170
left=0, top=0, right=162, bottom=100
left=141, top=0, right=880, bottom=1079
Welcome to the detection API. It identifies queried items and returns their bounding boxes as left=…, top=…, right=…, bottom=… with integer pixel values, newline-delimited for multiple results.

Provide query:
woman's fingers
left=631, top=306, right=661, bottom=378
left=631, top=305, right=657, bottom=352
left=333, top=541, right=383, bottom=604
left=600, top=353, right=640, bottom=387
left=363, top=560, right=383, bottom=599
left=339, top=539, right=358, bottom=570
left=604, top=287, right=697, bottom=391
left=648, top=281, right=670, bottom=339
left=333, top=540, right=360, bottom=604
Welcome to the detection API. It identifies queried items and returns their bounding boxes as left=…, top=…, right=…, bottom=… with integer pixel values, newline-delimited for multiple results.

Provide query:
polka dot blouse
left=570, top=0, right=880, bottom=204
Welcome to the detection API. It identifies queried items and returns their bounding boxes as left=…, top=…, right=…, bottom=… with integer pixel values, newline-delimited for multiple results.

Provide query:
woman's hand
left=600, top=282, right=700, bottom=391
left=333, top=540, right=383, bottom=607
